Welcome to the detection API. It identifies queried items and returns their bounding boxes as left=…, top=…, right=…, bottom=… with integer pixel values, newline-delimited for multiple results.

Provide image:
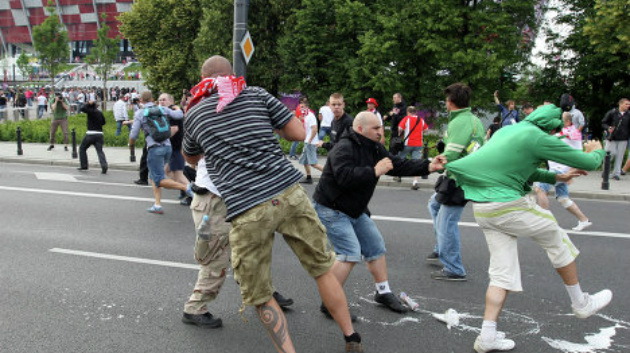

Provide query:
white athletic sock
left=480, top=320, right=497, bottom=342
left=375, top=281, right=391, bottom=294
left=566, top=283, right=587, bottom=307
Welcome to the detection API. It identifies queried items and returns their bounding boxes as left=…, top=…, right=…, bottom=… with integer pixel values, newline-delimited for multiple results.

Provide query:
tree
left=119, top=0, right=204, bottom=95
left=32, top=3, right=69, bottom=88
left=86, top=13, right=120, bottom=110
left=540, top=0, right=630, bottom=139
left=16, top=52, right=32, bottom=81
left=584, top=0, right=630, bottom=70
left=278, top=0, right=539, bottom=114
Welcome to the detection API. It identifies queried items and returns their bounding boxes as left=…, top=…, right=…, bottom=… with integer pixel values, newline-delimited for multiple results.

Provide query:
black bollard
left=130, top=144, right=136, bottom=162
left=601, top=152, right=611, bottom=190
left=16, top=126, right=23, bottom=155
left=421, top=146, right=429, bottom=179
left=71, top=128, right=78, bottom=159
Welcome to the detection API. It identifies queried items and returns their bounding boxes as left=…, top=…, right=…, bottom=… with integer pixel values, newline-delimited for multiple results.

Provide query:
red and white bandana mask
left=186, top=75, right=246, bottom=113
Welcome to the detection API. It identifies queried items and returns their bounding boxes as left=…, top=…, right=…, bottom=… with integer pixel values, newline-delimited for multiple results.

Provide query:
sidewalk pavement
left=1, top=141, right=628, bottom=202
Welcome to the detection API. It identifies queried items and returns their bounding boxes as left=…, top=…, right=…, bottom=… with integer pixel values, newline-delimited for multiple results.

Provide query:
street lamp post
left=233, top=0, right=249, bottom=78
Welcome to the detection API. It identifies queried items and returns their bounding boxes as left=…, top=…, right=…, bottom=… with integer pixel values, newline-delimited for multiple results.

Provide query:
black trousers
left=79, top=134, right=108, bottom=169
left=138, top=144, right=148, bottom=181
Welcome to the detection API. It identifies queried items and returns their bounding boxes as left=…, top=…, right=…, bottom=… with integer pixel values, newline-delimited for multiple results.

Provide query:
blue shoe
left=147, top=205, right=163, bottom=214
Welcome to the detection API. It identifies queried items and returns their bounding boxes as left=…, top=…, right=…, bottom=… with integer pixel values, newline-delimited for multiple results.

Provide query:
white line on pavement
left=2, top=185, right=628, bottom=239
left=49, top=248, right=200, bottom=270
left=372, top=216, right=630, bottom=239
left=0, top=185, right=179, bottom=204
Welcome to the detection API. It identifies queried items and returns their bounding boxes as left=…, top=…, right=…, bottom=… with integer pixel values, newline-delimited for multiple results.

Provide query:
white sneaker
left=572, top=220, right=593, bottom=231
left=572, top=289, right=613, bottom=319
left=474, top=335, right=515, bottom=353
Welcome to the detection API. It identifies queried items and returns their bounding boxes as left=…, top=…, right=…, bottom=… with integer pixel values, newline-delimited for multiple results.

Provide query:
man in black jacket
left=77, top=100, right=108, bottom=174
left=313, top=111, right=445, bottom=315
left=317, top=92, right=353, bottom=152
left=384, top=93, right=407, bottom=148
left=601, top=98, right=630, bottom=180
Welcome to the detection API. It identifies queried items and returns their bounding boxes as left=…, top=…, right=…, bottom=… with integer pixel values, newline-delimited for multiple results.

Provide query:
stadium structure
left=0, top=0, right=134, bottom=61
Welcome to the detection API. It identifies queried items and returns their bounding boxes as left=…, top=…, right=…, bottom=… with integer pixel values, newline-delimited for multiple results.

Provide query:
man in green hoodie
left=446, top=104, right=612, bottom=353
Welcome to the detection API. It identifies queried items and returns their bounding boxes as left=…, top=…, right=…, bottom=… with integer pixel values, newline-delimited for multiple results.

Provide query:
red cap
left=365, top=98, right=378, bottom=107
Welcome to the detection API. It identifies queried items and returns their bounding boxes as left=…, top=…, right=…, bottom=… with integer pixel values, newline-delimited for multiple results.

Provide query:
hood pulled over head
left=524, top=104, right=563, bottom=133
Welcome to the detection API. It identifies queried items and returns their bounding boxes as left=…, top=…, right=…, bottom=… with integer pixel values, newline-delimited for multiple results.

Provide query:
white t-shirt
left=303, top=112, right=320, bottom=145
left=319, top=105, right=334, bottom=128
left=77, top=93, right=85, bottom=103
left=195, top=158, right=221, bottom=197
left=37, top=95, right=47, bottom=106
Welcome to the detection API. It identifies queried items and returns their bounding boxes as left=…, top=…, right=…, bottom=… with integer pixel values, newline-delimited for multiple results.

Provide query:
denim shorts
left=147, top=145, right=172, bottom=186
left=535, top=181, right=569, bottom=199
left=397, top=145, right=423, bottom=160
left=313, top=202, right=386, bottom=262
left=169, top=148, right=185, bottom=171
left=299, top=143, right=319, bottom=165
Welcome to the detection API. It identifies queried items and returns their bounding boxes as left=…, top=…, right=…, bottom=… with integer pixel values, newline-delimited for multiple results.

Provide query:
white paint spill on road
left=543, top=325, right=620, bottom=353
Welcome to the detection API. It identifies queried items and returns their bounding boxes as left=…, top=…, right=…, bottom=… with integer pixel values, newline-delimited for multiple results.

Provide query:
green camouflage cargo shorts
left=230, top=183, right=335, bottom=307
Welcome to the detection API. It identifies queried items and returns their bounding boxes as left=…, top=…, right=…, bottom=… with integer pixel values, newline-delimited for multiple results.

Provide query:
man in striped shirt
left=183, top=56, right=362, bottom=353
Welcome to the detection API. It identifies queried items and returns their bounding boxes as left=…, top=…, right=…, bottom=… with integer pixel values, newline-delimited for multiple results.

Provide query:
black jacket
left=313, top=129, right=431, bottom=218
left=389, top=101, right=407, bottom=139
left=602, top=108, right=630, bottom=141
left=321, top=113, right=353, bottom=151
left=81, top=104, right=106, bottom=131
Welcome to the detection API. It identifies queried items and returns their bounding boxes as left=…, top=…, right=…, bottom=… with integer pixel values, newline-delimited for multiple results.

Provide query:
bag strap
left=403, top=116, right=421, bottom=142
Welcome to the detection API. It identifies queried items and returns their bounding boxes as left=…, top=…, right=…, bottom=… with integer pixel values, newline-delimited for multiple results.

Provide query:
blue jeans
left=147, top=145, right=172, bottom=186
left=428, top=193, right=466, bottom=276
left=318, top=126, right=332, bottom=141
left=38, top=105, right=46, bottom=119
left=115, top=121, right=130, bottom=136
left=397, top=145, right=423, bottom=160
left=313, top=202, right=386, bottom=262
left=289, top=141, right=300, bottom=157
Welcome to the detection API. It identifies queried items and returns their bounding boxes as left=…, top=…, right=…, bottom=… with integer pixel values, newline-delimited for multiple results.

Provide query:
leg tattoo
left=258, top=303, right=290, bottom=353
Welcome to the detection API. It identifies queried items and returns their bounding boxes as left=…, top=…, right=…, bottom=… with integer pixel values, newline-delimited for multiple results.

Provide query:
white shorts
left=472, top=195, right=579, bottom=292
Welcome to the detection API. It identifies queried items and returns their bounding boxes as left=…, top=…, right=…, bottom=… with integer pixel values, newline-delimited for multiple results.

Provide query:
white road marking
left=0, top=185, right=179, bottom=204
left=49, top=248, right=200, bottom=270
left=371, top=215, right=630, bottom=239
left=1, top=185, right=627, bottom=239
left=35, top=172, right=78, bottom=182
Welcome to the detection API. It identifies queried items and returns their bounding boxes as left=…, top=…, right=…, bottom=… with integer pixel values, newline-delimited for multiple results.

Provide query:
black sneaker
left=182, top=312, right=222, bottom=328
left=320, top=303, right=357, bottom=322
left=612, top=175, right=620, bottom=181
left=299, top=177, right=313, bottom=184
left=374, top=292, right=407, bottom=313
left=134, top=179, right=149, bottom=185
left=426, top=251, right=440, bottom=262
left=431, top=269, right=467, bottom=282
left=64, top=146, right=69, bottom=151
left=180, top=197, right=192, bottom=206
left=77, top=167, right=88, bottom=171
left=101, top=167, right=107, bottom=174
left=273, top=291, right=294, bottom=308
left=47, top=145, right=54, bottom=151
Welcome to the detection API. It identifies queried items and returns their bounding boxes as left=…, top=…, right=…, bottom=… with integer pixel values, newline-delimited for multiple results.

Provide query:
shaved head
left=353, top=111, right=383, bottom=142
left=201, top=55, right=233, bottom=78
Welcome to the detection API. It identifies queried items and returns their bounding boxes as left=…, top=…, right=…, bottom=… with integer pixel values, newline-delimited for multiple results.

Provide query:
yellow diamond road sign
left=240, top=31, right=255, bottom=64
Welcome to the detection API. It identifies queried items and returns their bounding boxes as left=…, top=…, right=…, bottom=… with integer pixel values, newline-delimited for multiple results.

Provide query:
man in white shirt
left=37, top=92, right=48, bottom=119
left=113, top=96, right=130, bottom=136
left=77, top=90, right=86, bottom=112
left=318, top=100, right=334, bottom=141
left=300, top=99, right=324, bottom=184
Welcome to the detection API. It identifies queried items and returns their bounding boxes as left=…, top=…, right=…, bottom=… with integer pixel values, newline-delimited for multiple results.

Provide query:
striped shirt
left=183, top=86, right=302, bottom=220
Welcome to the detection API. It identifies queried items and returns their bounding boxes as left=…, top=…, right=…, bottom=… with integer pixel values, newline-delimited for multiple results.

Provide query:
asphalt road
left=0, top=162, right=628, bottom=353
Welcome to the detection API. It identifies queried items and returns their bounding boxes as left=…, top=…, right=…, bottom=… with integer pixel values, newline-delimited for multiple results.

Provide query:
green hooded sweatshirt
left=445, top=104, right=605, bottom=202
left=442, top=107, right=485, bottom=179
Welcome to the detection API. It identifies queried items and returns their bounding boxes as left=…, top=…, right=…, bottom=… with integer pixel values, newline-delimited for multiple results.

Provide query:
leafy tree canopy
left=32, top=3, right=70, bottom=87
